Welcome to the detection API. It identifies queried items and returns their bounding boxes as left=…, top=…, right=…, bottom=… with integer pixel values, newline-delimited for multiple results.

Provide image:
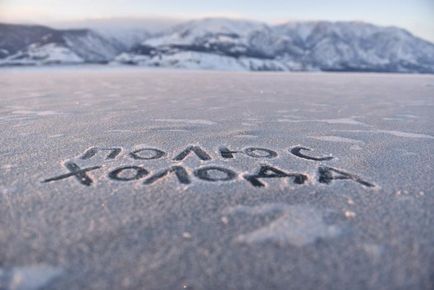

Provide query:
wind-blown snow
left=225, top=204, right=342, bottom=246
left=0, top=265, right=62, bottom=290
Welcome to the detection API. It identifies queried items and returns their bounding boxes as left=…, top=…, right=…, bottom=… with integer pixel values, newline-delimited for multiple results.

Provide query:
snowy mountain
left=94, top=28, right=151, bottom=51
left=116, top=19, right=434, bottom=73
left=269, top=21, right=434, bottom=73
left=0, top=23, right=124, bottom=65
left=115, top=18, right=285, bottom=70
left=1, top=19, right=434, bottom=73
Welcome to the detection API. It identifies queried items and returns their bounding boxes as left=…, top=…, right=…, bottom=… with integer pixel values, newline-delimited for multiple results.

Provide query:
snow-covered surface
left=0, top=68, right=433, bottom=290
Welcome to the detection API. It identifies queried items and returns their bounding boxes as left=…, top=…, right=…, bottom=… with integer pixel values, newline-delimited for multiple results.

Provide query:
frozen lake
left=1, top=68, right=434, bottom=290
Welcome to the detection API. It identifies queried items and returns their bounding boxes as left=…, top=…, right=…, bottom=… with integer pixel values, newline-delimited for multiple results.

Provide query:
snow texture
left=0, top=68, right=433, bottom=290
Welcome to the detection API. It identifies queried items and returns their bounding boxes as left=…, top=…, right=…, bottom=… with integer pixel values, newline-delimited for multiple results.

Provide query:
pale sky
left=1, top=0, right=433, bottom=41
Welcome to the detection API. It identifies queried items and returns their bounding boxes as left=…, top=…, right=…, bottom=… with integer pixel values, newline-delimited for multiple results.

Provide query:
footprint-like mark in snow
left=224, top=204, right=341, bottom=246
left=0, top=264, right=62, bottom=290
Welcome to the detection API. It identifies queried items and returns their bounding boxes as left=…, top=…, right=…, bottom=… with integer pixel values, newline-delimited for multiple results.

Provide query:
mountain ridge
left=1, top=19, right=434, bottom=73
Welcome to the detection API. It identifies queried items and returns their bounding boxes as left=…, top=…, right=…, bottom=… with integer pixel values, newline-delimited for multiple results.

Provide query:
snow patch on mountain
left=115, top=51, right=302, bottom=71
left=0, top=43, right=83, bottom=65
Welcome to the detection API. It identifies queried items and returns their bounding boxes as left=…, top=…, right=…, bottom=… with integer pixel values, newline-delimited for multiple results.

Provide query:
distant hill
left=0, top=23, right=123, bottom=65
left=1, top=19, right=434, bottom=73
